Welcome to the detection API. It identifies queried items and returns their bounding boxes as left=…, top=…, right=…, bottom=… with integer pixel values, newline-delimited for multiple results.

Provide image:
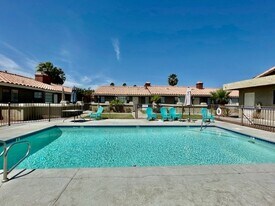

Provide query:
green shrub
left=125, top=107, right=132, bottom=113
left=110, top=99, right=124, bottom=112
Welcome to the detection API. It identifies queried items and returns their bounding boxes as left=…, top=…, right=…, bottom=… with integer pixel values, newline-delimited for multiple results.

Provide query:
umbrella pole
left=74, top=103, right=75, bottom=122
left=181, top=104, right=183, bottom=120
left=188, top=106, right=190, bottom=122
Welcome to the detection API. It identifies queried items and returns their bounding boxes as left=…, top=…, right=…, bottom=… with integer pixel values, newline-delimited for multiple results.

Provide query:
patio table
left=62, top=109, right=83, bottom=122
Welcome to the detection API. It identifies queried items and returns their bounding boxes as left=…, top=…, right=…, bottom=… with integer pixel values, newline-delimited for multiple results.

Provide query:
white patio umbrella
left=184, top=87, right=192, bottom=121
left=184, top=87, right=192, bottom=106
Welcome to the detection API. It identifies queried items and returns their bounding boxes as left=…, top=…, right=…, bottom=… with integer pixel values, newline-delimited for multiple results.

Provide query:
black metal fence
left=1, top=102, right=274, bottom=132
left=240, top=106, right=275, bottom=132
left=135, top=103, right=275, bottom=132
left=0, top=103, right=84, bottom=126
left=211, top=105, right=275, bottom=132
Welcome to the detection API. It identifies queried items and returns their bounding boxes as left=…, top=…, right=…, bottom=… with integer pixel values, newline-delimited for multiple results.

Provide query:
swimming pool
left=1, top=126, right=275, bottom=169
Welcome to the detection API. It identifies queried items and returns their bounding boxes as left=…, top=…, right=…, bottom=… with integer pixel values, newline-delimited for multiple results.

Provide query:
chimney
left=196, top=81, right=203, bottom=89
left=144, top=82, right=151, bottom=89
left=35, top=72, right=51, bottom=84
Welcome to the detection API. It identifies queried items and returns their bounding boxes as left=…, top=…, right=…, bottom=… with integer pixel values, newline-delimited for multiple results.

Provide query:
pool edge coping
left=3, top=123, right=275, bottom=145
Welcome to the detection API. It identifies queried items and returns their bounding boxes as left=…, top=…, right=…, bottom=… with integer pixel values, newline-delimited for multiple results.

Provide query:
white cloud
left=81, top=76, right=94, bottom=84
left=1, top=42, right=25, bottom=56
left=112, top=38, right=120, bottom=61
left=25, top=58, right=37, bottom=71
left=63, top=80, right=83, bottom=88
left=64, top=73, right=114, bottom=90
left=0, top=54, right=33, bottom=77
left=1, top=41, right=39, bottom=71
left=0, top=54, right=20, bottom=69
left=58, top=48, right=72, bottom=64
left=0, top=42, right=114, bottom=89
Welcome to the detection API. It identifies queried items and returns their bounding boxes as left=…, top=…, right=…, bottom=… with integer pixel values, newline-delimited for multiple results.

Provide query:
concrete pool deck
left=0, top=119, right=275, bottom=205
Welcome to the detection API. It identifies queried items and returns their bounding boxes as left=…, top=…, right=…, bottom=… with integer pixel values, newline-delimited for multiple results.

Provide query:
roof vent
left=144, top=82, right=151, bottom=88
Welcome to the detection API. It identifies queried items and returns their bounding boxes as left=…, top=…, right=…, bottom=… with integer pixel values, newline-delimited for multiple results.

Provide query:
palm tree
left=122, top=83, right=127, bottom=86
left=168, top=74, right=178, bottom=86
left=210, top=89, right=231, bottom=105
left=110, top=82, right=115, bottom=86
left=150, top=95, right=161, bottom=103
left=36, top=62, right=66, bottom=85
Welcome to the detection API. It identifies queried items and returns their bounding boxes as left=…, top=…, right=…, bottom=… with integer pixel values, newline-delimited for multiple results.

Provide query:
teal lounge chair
left=201, top=108, right=215, bottom=123
left=169, top=107, right=182, bottom=120
left=90, top=106, right=104, bottom=119
left=146, top=107, right=157, bottom=120
left=160, top=107, right=171, bottom=121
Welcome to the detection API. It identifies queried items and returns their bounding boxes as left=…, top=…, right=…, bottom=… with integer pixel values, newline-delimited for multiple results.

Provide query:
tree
left=122, top=83, right=127, bottom=86
left=210, top=89, right=231, bottom=105
left=36, top=62, right=66, bottom=85
left=110, top=99, right=124, bottom=112
left=75, top=87, right=95, bottom=103
left=168, top=74, right=178, bottom=86
left=150, top=95, right=161, bottom=103
left=110, top=82, right=115, bottom=86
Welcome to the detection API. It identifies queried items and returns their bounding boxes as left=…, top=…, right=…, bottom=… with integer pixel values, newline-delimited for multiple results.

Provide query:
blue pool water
left=1, top=126, right=275, bottom=169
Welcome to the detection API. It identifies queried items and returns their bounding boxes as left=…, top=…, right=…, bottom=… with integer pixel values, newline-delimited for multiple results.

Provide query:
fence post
left=8, top=102, right=11, bottom=126
left=135, top=104, right=138, bottom=119
left=241, top=106, right=243, bottom=126
left=48, top=103, right=51, bottom=122
left=107, top=104, right=110, bottom=119
left=2, top=149, right=8, bottom=182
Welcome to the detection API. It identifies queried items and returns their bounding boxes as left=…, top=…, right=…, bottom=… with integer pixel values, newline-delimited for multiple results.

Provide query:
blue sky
left=0, top=0, right=275, bottom=89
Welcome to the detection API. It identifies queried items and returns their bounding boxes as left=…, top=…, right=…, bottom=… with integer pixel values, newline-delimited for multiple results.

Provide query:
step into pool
left=1, top=126, right=275, bottom=169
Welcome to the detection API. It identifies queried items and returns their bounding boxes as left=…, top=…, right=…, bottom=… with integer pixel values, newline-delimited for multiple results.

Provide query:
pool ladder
left=0, top=140, right=31, bottom=183
left=200, top=120, right=210, bottom=131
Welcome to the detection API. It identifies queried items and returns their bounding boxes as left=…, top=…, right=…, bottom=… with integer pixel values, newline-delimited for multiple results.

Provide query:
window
left=161, top=97, right=165, bottom=103
left=45, top=93, right=53, bottom=103
left=229, top=98, right=239, bottom=105
left=100, top=96, right=105, bottom=103
left=273, top=91, right=275, bottom=104
left=11, top=89, right=18, bottom=102
left=2, top=89, right=10, bottom=103
left=179, top=96, right=185, bottom=103
left=53, top=94, right=58, bottom=103
left=118, top=96, right=126, bottom=103
left=34, top=92, right=42, bottom=98
left=200, top=97, right=208, bottom=104
left=244, top=92, right=255, bottom=107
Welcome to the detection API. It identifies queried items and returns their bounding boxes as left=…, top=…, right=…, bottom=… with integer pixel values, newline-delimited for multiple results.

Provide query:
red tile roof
left=95, top=85, right=239, bottom=97
left=147, top=86, right=186, bottom=96
left=95, top=86, right=151, bottom=96
left=0, top=71, right=71, bottom=93
left=51, top=84, right=72, bottom=93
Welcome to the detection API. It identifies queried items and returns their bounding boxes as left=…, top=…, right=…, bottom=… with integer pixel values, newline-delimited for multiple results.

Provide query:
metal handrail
left=1, top=141, right=31, bottom=183
left=0, top=140, right=6, bottom=157
left=243, top=112, right=254, bottom=125
left=200, top=119, right=211, bottom=131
